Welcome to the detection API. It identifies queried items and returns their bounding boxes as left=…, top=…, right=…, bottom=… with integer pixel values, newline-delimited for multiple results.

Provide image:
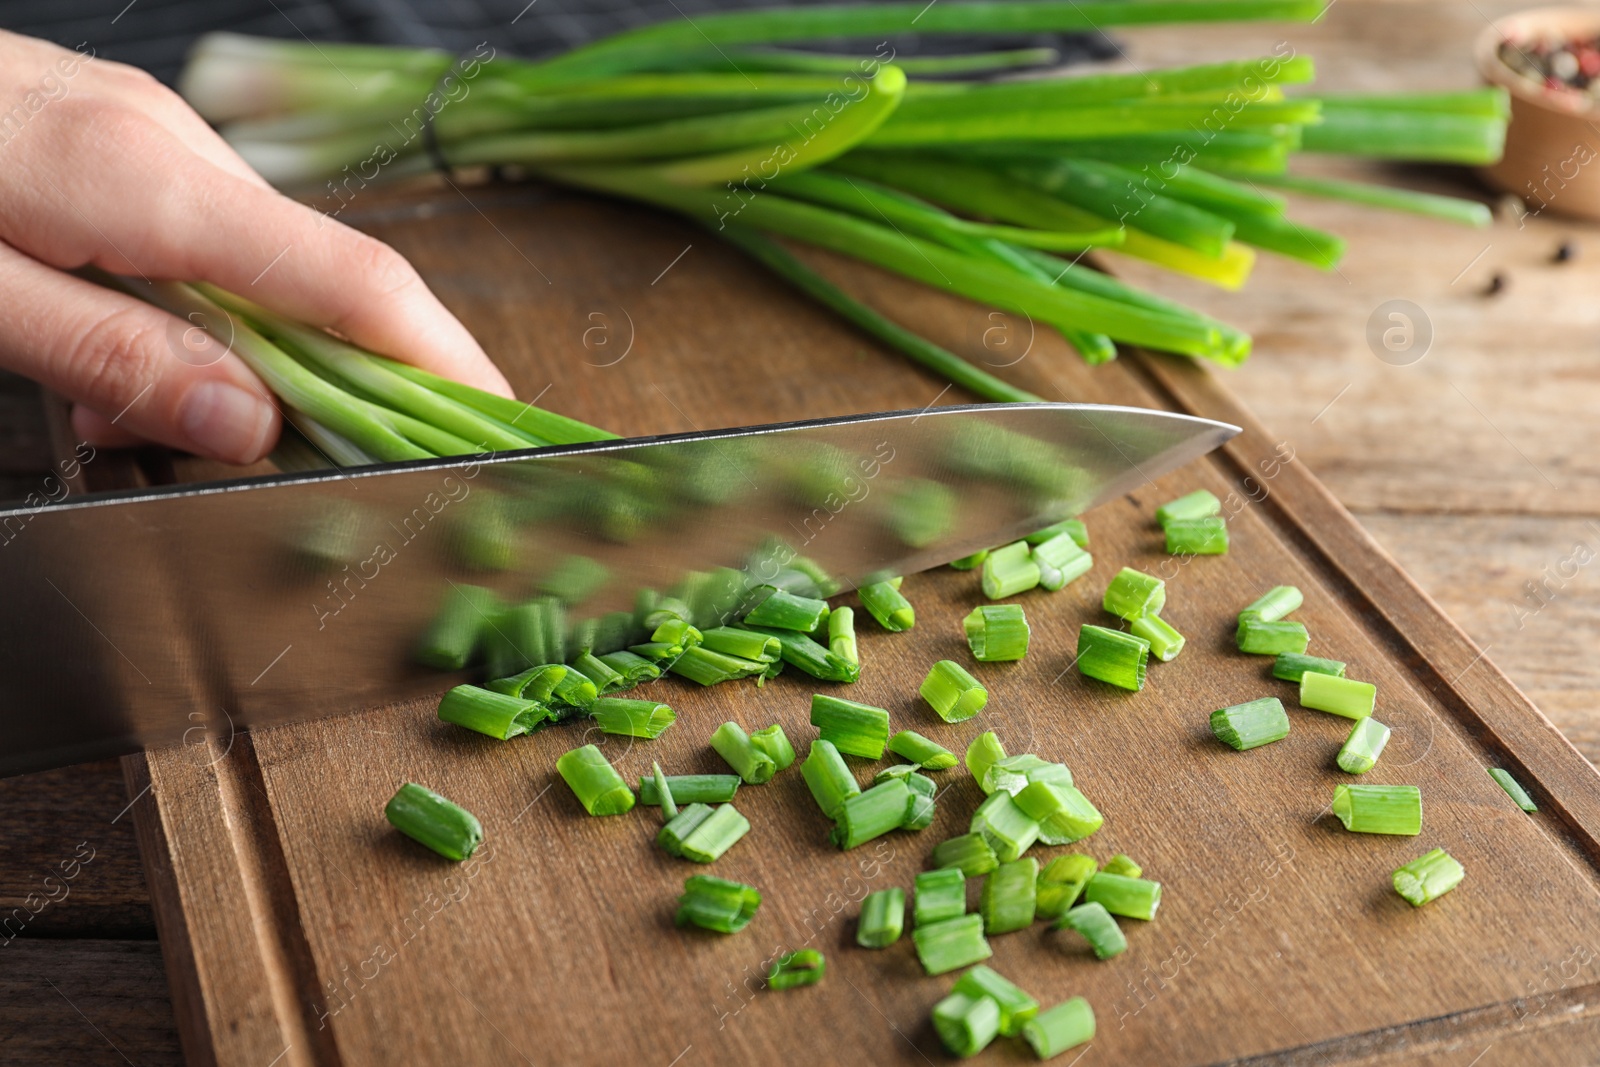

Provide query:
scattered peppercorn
left=1499, top=33, right=1600, bottom=98
left=1555, top=240, right=1579, bottom=263
left=1484, top=272, right=1507, bottom=297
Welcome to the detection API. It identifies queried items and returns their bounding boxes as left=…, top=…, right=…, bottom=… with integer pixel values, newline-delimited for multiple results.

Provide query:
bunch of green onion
left=178, top=0, right=1509, bottom=402
left=115, top=279, right=614, bottom=467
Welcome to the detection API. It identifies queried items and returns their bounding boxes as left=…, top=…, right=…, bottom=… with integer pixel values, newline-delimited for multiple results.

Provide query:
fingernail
left=180, top=382, right=274, bottom=463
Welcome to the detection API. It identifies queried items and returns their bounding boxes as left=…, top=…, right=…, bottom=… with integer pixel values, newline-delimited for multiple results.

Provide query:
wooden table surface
left=4, top=1, right=1599, bottom=1062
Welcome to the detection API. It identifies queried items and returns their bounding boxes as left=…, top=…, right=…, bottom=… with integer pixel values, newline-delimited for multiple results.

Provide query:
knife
left=0, top=402, right=1236, bottom=776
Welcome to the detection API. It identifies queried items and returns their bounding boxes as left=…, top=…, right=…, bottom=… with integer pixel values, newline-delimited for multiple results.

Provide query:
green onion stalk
left=174, top=0, right=1509, bottom=404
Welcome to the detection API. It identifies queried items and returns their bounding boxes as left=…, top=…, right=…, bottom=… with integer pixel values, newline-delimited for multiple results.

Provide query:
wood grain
left=110, top=182, right=1600, bottom=1066
left=0, top=939, right=180, bottom=1066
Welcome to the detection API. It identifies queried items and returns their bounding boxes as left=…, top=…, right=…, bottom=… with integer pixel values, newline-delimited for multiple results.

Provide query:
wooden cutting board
left=77, top=183, right=1600, bottom=1066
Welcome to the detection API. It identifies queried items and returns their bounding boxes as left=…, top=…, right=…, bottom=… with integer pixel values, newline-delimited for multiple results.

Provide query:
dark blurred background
left=0, top=0, right=1116, bottom=86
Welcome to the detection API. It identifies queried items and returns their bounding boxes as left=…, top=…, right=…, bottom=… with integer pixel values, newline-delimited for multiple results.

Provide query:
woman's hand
left=0, top=30, right=513, bottom=464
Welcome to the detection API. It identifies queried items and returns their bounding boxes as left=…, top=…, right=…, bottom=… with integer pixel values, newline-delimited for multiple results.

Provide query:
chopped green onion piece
left=1333, top=784, right=1421, bottom=835
left=1077, top=625, right=1150, bottom=691
left=750, top=723, right=796, bottom=770
left=964, top=604, right=1031, bottom=662
left=741, top=624, right=860, bottom=682
left=832, top=779, right=912, bottom=850
left=1036, top=854, right=1097, bottom=920
left=1209, top=697, right=1290, bottom=751
left=859, top=579, right=915, bottom=632
left=827, top=606, right=858, bottom=666
left=1102, top=854, right=1142, bottom=879
left=1242, top=585, right=1303, bottom=622
left=384, top=782, right=483, bottom=862
left=700, top=627, right=781, bottom=663
left=953, top=965, right=1038, bottom=1038
left=1273, top=652, right=1346, bottom=683
left=949, top=548, right=990, bottom=571
left=982, top=541, right=1041, bottom=599
left=932, top=832, right=999, bottom=877
left=639, top=774, right=740, bottom=806
left=890, top=730, right=957, bottom=770
left=597, top=649, right=661, bottom=687
left=556, top=744, right=636, bottom=816
left=678, top=804, right=751, bottom=863
left=1393, top=848, right=1465, bottom=907
left=1337, top=717, right=1391, bottom=775
left=1164, top=516, right=1229, bottom=555
left=1156, top=489, right=1222, bottom=525
left=1237, top=616, right=1310, bottom=655
left=810, top=694, right=891, bottom=759
left=980, top=856, right=1038, bottom=935
left=915, top=867, right=968, bottom=926
left=743, top=586, right=829, bottom=631
left=921, top=660, right=989, bottom=722
left=710, top=722, right=777, bottom=784
left=1489, top=768, right=1537, bottom=812
left=488, top=663, right=597, bottom=709
left=416, top=584, right=495, bottom=670
left=571, top=651, right=628, bottom=695
left=1059, top=901, right=1127, bottom=960
left=1026, top=518, right=1088, bottom=548
left=913, top=914, right=992, bottom=976
left=1083, top=872, right=1162, bottom=921
left=675, top=875, right=760, bottom=934
left=1014, top=781, right=1103, bottom=845
left=1022, top=998, right=1096, bottom=1060
left=1130, top=613, right=1185, bottom=662
left=931, top=990, right=1001, bottom=1059
left=983, top=754, right=1055, bottom=796
left=437, top=684, right=545, bottom=740
left=651, top=761, right=676, bottom=821
left=888, top=768, right=938, bottom=830
left=972, top=790, right=1041, bottom=862
left=961, top=736, right=1007, bottom=794
left=658, top=803, right=713, bottom=858
left=1300, top=671, right=1376, bottom=719
left=590, top=697, right=676, bottom=739
left=857, top=887, right=906, bottom=948
left=668, top=645, right=762, bottom=686
left=767, top=949, right=824, bottom=990
left=1031, top=531, right=1093, bottom=591
left=1103, top=567, right=1166, bottom=621
left=800, top=739, right=860, bottom=819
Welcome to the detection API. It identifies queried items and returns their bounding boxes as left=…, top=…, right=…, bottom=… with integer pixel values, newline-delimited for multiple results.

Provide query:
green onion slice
left=743, top=585, right=830, bottom=631
left=1077, top=624, right=1150, bottom=691
left=952, top=965, right=1038, bottom=1038
left=1300, top=671, right=1376, bottom=719
left=857, top=888, right=905, bottom=949
left=1392, top=848, right=1464, bottom=907
left=384, top=782, right=483, bottom=862
left=750, top=723, right=797, bottom=769
left=914, top=867, right=967, bottom=926
left=1103, top=566, right=1165, bottom=620
left=1242, top=584, right=1303, bottom=622
left=1022, top=997, right=1096, bottom=1059
left=1236, top=616, right=1309, bottom=655
left=639, top=774, right=740, bottom=806
left=971, top=790, right=1041, bottom=862
left=416, top=584, right=496, bottom=670
left=931, top=990, right=1001, bottom=1059
left=1209, top=697, right=1290, bottom=751
left=1155, top=488, right=1221, bottom=525
left=859, top=578, right=916, bottom=632
left=889, top=729, right=957, bottom=769
left=437, top=684, right=546, bottom=740
left=982, top=540, right=1041, bottom=599
left=651, top=761, right=676, bottom=821
left=1036, top=854, right=1097, bottom=920
left=1102, top=854, right=1141, bottom=878
left=965, top=730, right=1007, bottom=787
left=591, top=697, right=676, bottom=739
left=767, top=948, right=825, bottom=990
left=921, top=660, right=988, bottom=722
left=827, top=605, right=859, bottom=666
left=1083, top=871, right=1162, bottom=921
left=1031, top=531, right=1093, bottom=591
left=556, top=744, right=636, bottom=816
left=831, top=778, right=912, bottom=849
left=1130, top=613, right=1185, bottom=662
left=709, top=722, right=778, bottom=783
left=1336, top=717, right=1391, bottom=774
left=679, top=804, right=751, bottom=863
left=1164, top=516, right=1229, bottom=555
left=1332, top=784, right=1421, bottom=835
left=1488, top=768, right=1537, bottom=812
left=1272, top=652, right=1345, bottom=683
left=980, top=856, right=1039, bottom=934
left=675, top=875, right=761, bottom=934
left=964, top=604, right=1031, bottom=662
left=801, top=739, right=861, bottom=819
left=931, top=831, right=1001, bottom=877
left=810, top=694, right=891, bottom=759
left=1014, top=781, right=1102, bottom=845
left=1059, top=900, right=1127, bottom=959
left=913, top=913, right=993, bottom=976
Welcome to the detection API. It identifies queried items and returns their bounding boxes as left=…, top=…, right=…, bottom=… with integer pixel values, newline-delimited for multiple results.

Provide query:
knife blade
left=0, top=401, right=1236, bottom=776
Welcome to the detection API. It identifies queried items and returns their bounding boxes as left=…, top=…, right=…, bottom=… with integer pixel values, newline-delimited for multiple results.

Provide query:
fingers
left=71, top=404, right=147, bottom=449
left=0, top=97, right=515, bottom=400
left=0, top=240, right=280, bottom=464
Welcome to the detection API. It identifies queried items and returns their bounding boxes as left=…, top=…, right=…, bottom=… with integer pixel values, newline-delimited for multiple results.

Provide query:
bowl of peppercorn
left=1477, top=6, right=1600, bottom=220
